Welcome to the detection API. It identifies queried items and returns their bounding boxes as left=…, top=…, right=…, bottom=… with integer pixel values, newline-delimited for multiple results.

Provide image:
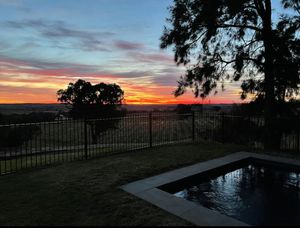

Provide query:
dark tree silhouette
left=0, top=125, right=41, bottom=148
left=0, top=112, right=56, bottom=124
left=57, top=79, right=125, bottom=144
left=161, top=0, right=300, bottom=149
left=0, top=112, right=56, bottom=148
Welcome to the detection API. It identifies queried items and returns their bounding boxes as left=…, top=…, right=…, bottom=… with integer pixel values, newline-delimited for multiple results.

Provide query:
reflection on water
left=174, top=164, right=300, bottom=226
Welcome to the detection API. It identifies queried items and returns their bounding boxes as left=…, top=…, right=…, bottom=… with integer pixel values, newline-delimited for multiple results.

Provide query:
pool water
left=173, top=161, right=300, bottom=226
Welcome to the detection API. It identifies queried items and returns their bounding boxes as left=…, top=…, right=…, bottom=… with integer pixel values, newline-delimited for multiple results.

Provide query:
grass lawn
left=0, top=141, right=248, bottom=226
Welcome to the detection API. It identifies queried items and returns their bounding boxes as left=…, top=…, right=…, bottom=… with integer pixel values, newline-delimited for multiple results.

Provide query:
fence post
left=192, top=111, right=195, bottom=142
left=149, top=112, right=152, bottom=148
left=84, top=117, right=88, bottom=159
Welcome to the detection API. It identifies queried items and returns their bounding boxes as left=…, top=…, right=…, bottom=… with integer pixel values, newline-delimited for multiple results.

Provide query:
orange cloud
left=0, top=56, right=246, bottom=104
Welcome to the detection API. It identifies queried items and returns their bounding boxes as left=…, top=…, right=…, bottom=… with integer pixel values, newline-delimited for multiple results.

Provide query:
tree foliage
left=0, top=112, right=55, bottom=148
left=57, top=79, right=124, bottom=116
left=0, top=112, right=56, bottom=124
left=161, top=0, right=300, bottom=150
left=57, top=79, right=125, bottom=144
left=0, top=125, right=40, bottom=148
left=161, top=0, right=300, bottom=103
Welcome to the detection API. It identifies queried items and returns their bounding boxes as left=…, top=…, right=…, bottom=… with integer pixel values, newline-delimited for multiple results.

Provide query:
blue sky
left=1, top=0, right=171, bottom=62
left=0, top=0, right=286, bottom=104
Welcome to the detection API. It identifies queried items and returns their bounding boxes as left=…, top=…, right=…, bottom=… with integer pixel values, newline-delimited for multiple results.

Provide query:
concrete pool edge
left=120, top=152, right=300, bottom=226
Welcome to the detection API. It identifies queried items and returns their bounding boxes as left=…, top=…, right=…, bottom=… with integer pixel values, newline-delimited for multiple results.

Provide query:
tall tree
left=57, top=79, right=125, bottom=144
left=161, top=0, right=300, bottom=149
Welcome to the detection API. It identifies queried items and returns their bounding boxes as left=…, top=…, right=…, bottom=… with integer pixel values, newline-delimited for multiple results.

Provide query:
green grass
left=0, top=150, right=86, bottom=174
left=0, top=145, right=154, bottom=174
left=0, top=141, right=246, bottom=226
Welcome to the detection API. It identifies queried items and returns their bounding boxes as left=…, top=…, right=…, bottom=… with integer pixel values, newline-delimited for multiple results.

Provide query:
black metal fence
left=0, top=112, right=299, bottom=175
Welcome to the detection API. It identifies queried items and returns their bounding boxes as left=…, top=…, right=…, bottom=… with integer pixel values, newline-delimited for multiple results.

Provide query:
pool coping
left=120, top=152, right=300, bottom=226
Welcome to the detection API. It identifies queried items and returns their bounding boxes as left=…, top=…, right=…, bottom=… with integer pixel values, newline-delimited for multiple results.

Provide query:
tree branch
left=215, top=54, right=264, bottom=67
left=218, top=23, right=262, bottom=32
left=186, top=30, right=207, bottom=47
left=243, top=57, right=264, bottom=66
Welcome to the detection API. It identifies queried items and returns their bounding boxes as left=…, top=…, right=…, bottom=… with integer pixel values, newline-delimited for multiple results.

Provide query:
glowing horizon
left=0, top=0, right=251, bottom=105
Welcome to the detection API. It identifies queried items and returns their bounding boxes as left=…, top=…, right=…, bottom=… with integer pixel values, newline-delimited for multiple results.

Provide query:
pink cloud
left=0, top=55, right=243, bottom=104
left=114, top=40, right=145, bottom=50
left=127, top=52, right=174, bottom=63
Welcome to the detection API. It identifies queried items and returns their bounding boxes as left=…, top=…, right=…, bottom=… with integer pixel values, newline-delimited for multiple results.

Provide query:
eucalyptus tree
left=161, top=0, right=300, bottom=149
left=57, top=79, right=125, bottom=144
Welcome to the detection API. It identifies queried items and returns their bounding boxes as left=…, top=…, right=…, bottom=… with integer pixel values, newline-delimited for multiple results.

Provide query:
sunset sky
left=0, top=0, right=257, bottom=104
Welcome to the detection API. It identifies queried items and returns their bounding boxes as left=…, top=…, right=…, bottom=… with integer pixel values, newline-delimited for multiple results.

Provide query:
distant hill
left=0, top=104, right=70, bottom=114
left=122, top=104, right=177, bottom=112
left=0, top=103, right=236, bottom=114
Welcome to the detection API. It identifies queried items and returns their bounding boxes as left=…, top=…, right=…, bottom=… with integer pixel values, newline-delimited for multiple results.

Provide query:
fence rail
left=0, top=112, right=299, bottom=175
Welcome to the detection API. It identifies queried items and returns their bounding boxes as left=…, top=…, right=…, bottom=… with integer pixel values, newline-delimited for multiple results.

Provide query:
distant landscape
left=0, top=103, right=235, bottom=115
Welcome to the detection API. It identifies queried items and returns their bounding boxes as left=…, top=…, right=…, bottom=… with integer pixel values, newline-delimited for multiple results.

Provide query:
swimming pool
left=122, top=152, right=300, bottom=226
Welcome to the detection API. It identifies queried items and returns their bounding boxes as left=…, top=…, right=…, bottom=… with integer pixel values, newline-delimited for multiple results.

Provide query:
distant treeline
left=0, top=112, right=62, bottom=125
left=1, top=100, right=300, bottom=124
left=0, top=112, right=68, bottom=148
